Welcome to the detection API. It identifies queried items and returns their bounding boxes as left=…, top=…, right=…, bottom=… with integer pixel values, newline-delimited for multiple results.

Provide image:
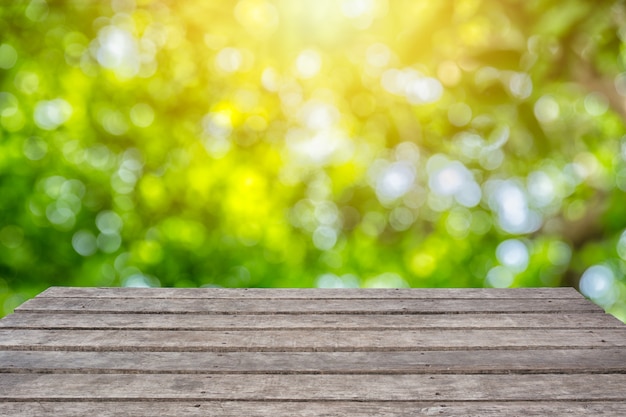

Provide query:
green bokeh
left=1, top=0, right=626, bottom=321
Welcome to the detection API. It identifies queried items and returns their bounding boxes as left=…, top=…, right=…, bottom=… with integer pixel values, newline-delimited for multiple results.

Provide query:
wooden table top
left=0, top=286, right=625, bottom=416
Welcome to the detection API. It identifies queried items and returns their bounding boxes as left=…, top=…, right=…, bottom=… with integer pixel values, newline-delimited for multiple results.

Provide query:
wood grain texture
left=38, top=286, right=584, bottom=299
left=14, top=296, right=604, bottom=314
left=0, top=374, right=626, bottom=401
left=1, top=373, right=626, bottom=401
left=2, top=349, right=625, bottom=374
left=0, top=287, right=624, bottom=417
left=0, top=328, right=624, bottom=352
left=2, top=401, right=626, bottom=417
left=2, top=312, right=621, bottom=330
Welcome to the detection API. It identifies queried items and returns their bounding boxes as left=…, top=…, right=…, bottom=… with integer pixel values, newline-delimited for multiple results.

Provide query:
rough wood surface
left=15, top=296, right=604, bottom=314
left=0, top=287, right=624, bottom=416
left=38, top=286, right=584, bottom=299
left=1, top=373, right=626, bottom=401
left=2, top=349, right=625, bottom=374
left=0, top=328, right=624, bottom=351
left=2, top=401, right=626, bottom=417
left=2, top=312, right=622, bottom=330
left=0, top=374, right=626, bottom=401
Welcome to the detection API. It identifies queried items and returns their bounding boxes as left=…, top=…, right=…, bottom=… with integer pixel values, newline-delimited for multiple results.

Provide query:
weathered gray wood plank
left=1, top=374, right=625, bottom=401
left=1, top=349, right=625, bottom=374
left=14, top=297, right=603, bottom=314
left=1, top=401, right=626, bottom=417
left=38, top=286, right=584, bottom=299
left=1, top=312, right=621, bottom=330
left=0, top=329, right=623, bottom=351
left=2, top=401, right=626, bottom=417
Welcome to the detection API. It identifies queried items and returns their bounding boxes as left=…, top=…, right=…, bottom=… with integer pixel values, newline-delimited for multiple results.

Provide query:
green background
left=2, top=0, right=626, bottom=320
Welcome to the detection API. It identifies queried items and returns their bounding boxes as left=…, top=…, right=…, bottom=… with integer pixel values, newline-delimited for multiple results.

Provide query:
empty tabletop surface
left=0, top=287, right=625, bottom=416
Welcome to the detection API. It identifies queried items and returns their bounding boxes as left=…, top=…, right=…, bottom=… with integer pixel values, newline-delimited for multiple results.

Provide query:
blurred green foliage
left=2, top=0, right=626, bottom=320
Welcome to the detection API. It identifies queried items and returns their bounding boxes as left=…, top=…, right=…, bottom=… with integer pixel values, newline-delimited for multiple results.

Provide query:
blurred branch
left=573, top=56, right=626, bottom=121
left=547, top=192, right=609, bottom=250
